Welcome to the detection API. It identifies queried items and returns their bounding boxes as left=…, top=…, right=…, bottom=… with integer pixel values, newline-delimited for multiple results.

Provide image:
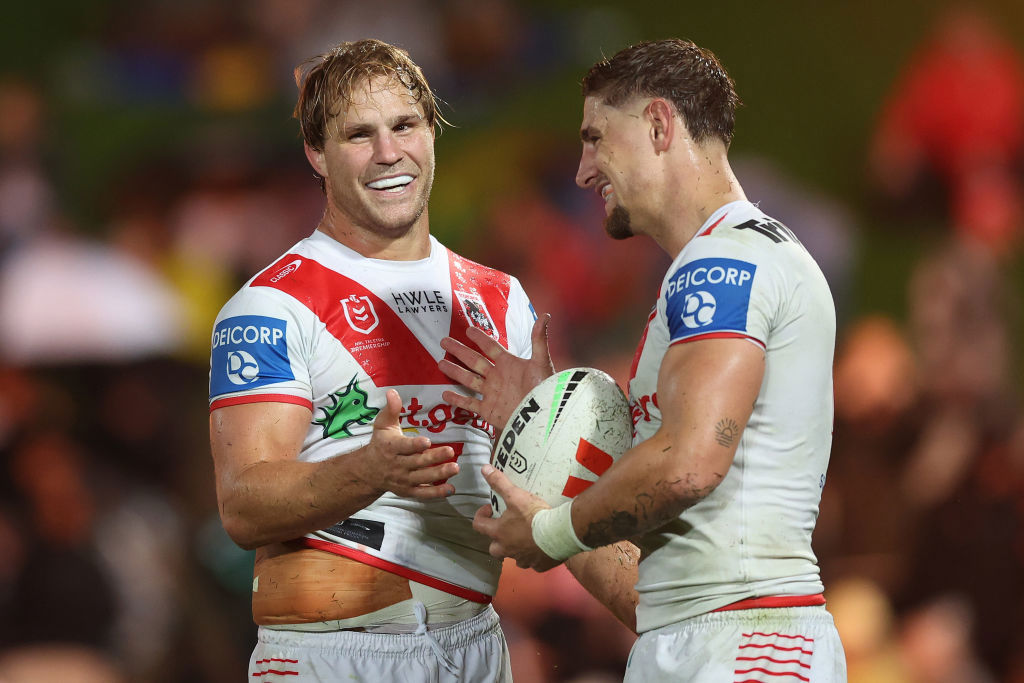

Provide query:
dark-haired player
left=442, top=39, right=848, bottom=681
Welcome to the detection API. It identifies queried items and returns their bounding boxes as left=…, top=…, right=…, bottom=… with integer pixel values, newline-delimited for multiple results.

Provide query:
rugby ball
left=490, top=367, right=632, bottom=516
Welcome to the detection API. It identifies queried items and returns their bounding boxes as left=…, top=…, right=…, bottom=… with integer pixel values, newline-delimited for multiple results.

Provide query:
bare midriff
left=251, top=541, right=413, bottom=625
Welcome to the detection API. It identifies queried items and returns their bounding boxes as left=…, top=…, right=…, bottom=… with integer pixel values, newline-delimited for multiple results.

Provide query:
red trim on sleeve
left=713, top=594, right=826, bottom=612
left=697, top=213, right=729, bottom=237
left=629, top=308, right=658, bottom=385
left=209, top=393, right=313, bottom=413
left=299, top=538, right=494, bottom=604
left=670, top=331, right=765, bottom=348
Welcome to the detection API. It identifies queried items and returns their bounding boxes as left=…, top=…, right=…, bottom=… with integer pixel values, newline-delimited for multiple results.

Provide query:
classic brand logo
left=270, top=259, right=302, bottom=283
left=341, top=295, right=380, bottom=334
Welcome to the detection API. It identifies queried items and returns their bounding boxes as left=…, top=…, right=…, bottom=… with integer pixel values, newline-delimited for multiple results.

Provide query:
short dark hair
left=581, top=38, right=741, bottom=146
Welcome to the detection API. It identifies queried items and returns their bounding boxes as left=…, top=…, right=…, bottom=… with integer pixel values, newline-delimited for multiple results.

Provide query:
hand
left=360, top=389, right=458, bottom=499
left=439, top=314, right=556, bottom=431
left=472, top=465, right=561, bottom=572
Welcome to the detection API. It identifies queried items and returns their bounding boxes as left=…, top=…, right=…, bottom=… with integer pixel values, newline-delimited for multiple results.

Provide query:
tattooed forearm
left=583, top=510, right=640, bottom=548
left=582, top=482, right=688, bottom=546
left=714, top=418, right=740, bottom=447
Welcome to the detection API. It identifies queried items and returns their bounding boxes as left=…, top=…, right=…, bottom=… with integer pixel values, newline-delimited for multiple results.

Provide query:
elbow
left=220, top=511, right=266, bottom=551
left=665, top=467, right=725, bottom=510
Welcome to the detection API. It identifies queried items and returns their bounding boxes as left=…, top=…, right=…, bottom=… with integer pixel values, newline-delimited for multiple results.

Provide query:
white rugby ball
left=490, top=367, right=632, bottom=516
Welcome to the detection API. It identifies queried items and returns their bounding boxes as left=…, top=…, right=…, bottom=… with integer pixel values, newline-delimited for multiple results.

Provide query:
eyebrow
left=342, top=113, right=424, bottom=137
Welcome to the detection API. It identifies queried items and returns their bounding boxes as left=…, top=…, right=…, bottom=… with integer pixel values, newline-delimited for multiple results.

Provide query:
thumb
left=531, top=313, right=554, bottom=369
left=374, top=388, right=403, bottom=429
left=481, top=463, right=518, bottom=499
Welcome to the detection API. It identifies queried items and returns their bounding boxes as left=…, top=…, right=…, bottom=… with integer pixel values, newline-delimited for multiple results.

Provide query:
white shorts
left=624, top=606, right=847, bottom=683
left=249, top=604, right=511, bottom=682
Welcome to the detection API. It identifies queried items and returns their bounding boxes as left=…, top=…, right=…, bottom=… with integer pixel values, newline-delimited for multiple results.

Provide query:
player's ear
left=304, top=142, right=328, bottom=178
left=646, top=99, right=675, bottom=154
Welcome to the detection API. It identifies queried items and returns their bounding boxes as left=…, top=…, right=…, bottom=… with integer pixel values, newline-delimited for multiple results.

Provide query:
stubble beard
left=604, top=205, right=634, bottom=240
left=331, top=167, right=433, bottom=240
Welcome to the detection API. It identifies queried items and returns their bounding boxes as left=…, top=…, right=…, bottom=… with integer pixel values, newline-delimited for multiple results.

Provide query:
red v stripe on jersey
left=251, top=250, right=512, bottom=388
left=252, top=254, right=450, bottom=386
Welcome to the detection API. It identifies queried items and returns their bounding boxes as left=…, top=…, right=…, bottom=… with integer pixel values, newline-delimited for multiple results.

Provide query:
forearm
left=571, top=434, right=723, bottom=549
left=219, top=450, right=381, bottom=549
left=565, top=541, right=640, bottom=633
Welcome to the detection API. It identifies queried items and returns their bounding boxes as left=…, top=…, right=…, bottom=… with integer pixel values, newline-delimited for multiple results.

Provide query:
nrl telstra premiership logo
left=341, top=295, right=379, bottom=334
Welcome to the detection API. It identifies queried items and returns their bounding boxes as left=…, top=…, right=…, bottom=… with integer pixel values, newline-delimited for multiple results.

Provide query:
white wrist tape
left=531, top=501, right=592, bottom=561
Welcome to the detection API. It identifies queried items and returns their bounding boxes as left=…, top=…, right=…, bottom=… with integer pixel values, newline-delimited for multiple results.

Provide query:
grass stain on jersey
left=314, top=376, right=379, bottom=439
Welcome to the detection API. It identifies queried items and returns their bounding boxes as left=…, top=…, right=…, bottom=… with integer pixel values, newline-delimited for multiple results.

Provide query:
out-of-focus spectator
left=735, top=156, right=859, bottom=323
left=0, top=78, right=57, bottom=255
left=0, top=232, right=187, bottom=364
left=0, top=644, right=127, bottom=683
left=818, top=314, right=920, bottom=591
left=868, top=4, right=1024, bottom=253
left=827, top=576, right=907, bottom=683
left=899, top=596, right=996, bottom=683
left=896, top=242, right=1024, bottom=680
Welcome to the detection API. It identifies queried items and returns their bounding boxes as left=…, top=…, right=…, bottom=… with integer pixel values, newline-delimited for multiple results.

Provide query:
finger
left=373, top=388, right=403, bottom=429
left=437, top=358, right=484, bottom=393
left=440, top=337, right=493, bottom=376
left=441, top=389, right=482, bottom=415
left=481, top=463, right=520, bottom=500
left=472, top=504, right=497, bottom=536
left=406, top=461, right=460, bottom=486
left=387, top=431, right=432, bottom=455
left=402, top=482, right=456, bottom=500
left=531, top=313, right=555, bottom=369
left=465, top=326, right=511, bottom=362
left=402, top=444, right=456, bottom=465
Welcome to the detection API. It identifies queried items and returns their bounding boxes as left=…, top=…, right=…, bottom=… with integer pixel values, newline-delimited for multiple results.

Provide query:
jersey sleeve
left=208, top=286, right=314, bottom=411
left=505, top=276, right=538, bottom=359
left=661, top=237, right=776, bottom=348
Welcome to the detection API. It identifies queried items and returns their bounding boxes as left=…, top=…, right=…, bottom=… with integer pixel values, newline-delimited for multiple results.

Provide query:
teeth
left=600, top=184, right=614, bottom=200
left=367, top=175, right=413, bottom=190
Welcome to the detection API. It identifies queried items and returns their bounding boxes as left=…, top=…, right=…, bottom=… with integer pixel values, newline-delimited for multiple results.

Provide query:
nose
left=373, top=131, right=403, bottom=165
left=576, top=145, right=597, bottom=189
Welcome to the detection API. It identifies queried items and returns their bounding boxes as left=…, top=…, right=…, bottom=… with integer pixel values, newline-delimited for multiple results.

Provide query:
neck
left=317, top=205, right=432, bottom=261
left=655, top=146, right=745, bottom=258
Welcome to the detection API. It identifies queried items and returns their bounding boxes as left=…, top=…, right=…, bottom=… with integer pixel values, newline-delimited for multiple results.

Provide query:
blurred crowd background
left=1, top=0, right=1024, bottom=681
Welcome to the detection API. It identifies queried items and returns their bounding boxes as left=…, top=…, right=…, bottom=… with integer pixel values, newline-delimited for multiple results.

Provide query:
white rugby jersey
left=209, top=231, right=535, bottom=603
left=628, top=200, right=835, bottom=632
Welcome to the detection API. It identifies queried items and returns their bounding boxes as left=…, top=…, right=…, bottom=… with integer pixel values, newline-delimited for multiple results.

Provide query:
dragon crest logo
left=313, top=376, right=380, bottom=439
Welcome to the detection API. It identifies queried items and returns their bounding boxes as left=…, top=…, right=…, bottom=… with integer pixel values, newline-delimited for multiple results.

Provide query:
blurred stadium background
left=1, top=1, right=1024, bottom=681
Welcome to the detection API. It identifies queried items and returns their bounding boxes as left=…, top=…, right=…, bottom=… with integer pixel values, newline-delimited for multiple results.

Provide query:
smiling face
left=575, top=95, right=651, bottom=240
left=307, top=75, right=435, bottom=247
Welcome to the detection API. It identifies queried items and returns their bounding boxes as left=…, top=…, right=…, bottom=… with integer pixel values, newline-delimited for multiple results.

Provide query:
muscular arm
left=210, top=389, right=459, bottom=550
left=475, top=337, right=765, bottom=570
left=571, top=337, right=764, bottom=547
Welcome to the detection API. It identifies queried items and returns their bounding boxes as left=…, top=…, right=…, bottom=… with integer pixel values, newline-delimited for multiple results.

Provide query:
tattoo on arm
left=582, top=487, right=677, bottom=547
left=714, top=418, right=740, bottom=447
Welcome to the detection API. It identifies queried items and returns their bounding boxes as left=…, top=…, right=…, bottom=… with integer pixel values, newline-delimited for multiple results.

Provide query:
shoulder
left=445, top=246, right=514, bottom=285
left=442, top=242, right=520, bottom=299
left=216, top=239, right=320, bottom=319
